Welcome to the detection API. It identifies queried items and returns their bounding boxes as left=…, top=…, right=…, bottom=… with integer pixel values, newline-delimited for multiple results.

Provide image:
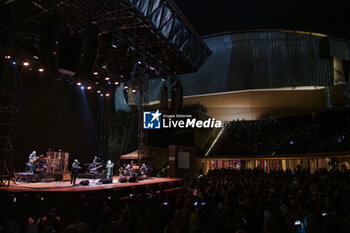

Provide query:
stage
left=0, top=177, right=184, bottom=194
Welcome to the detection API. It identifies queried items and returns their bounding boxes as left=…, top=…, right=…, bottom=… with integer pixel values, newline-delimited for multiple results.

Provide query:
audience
left=0, top=168, right=349, bottom=233
left=217, top=107, right=350, bottom=156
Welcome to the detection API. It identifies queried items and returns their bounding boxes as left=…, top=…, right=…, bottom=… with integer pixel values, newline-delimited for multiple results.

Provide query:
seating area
left=213, top=108, right=350, bottom=156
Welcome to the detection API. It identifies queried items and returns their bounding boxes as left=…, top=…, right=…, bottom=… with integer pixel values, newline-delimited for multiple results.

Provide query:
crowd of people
left=188, top=168, right=350, bottom=233
left=217, top=108, right=350, bottom=156
left=1, top=168, right=349, bottom=233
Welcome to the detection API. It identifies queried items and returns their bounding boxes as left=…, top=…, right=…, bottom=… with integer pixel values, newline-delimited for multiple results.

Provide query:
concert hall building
left=146, top=30, right=350, bottom=175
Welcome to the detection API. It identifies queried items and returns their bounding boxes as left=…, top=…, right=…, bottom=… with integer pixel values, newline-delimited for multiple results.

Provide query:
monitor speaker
left=79, top=180, right=90, bottom=186
left=97, top=178, right=113, bottom=184
left=119, top=177, right=128, bottom=183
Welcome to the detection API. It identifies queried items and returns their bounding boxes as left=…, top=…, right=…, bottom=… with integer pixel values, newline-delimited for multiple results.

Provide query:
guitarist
left=28, top=151, right=41, bottom=174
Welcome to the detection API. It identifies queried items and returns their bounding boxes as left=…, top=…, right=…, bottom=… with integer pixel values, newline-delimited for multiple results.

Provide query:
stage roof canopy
left=120, top=150, right=139, bottom=160
left=48, top=0, right=211, bottom=76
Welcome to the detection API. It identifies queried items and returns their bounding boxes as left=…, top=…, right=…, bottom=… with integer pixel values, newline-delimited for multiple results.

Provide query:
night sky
left=174, top=0, right=349, bottom=39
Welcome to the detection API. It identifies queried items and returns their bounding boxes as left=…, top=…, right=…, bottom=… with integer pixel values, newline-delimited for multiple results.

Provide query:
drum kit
left=30, top=156, right=64, bottom=174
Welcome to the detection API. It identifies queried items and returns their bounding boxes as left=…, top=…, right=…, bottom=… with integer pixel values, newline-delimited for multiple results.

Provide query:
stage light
left=100, top=93, right=104, bottom=97
left=77, top=82, right=82, bottom=86
left=124, top=85, right=129, bottom=89
left=5, top=55, right=11, bottom=59
left=106, top=93, right=110, bottom=97
left=29, top=68, right=32, bottom=71
left=132, top=89, right=137, bottom=94
left=38, top=68, right=44, bottom=72
left=162, top=78, right=165, bottom=82
left=33, top=56, right=39, bottom=60
left=114, top=81, right=119, bottom=85
left=12, top=61, right=16, bottom=65
left=149, top=66, right=155, bottom=70
left=108, top=81, right=111, bottom=85
left=87, top=86, right=92, bottom=90
left=105, top=77, right=110, bottom=80
left=119, top=75, right=124, bottom=78
left=23, top=62, right=30, bottom=66
left=80, top=86, right=85, bottom=90
left=53, top=51, right=56, bottom=55
left=137, top=61, right=142, bottom=65
left=93, top=71, right=98, bottom=75
left=95, top=81, right=99, bottom=85
left=97, top=90, right=101, bottom=93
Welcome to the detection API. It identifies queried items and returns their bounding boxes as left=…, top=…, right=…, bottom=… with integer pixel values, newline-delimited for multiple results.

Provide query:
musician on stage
left=140, top=163, right=150, bottom=179
left=88, top=156, right=102, bottom=180
left=106, top=160, right=114, bottom=179
left=71, top=159, right=80, bottom=186
left=27, top=151, right=37, bottom=174
left=119, top=166, right=124, bottom=178
left=93, top=156, right=101, bottom=166
left=125, top=164, right=131, bottom=177
left=140, top=163, right=146, bottom=175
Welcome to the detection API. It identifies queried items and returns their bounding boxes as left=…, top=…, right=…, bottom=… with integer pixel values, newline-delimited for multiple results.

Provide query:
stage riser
left=14, top=173, right=70, bottom=183
left=0, top=178, right=184, bottom=197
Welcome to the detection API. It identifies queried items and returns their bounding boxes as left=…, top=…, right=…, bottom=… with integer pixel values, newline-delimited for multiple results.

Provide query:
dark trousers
left=29, top=162, right=34, bottom=174
left=71, top=172, right=78, bottom=185
left=106, top=168, right=113, bottom=179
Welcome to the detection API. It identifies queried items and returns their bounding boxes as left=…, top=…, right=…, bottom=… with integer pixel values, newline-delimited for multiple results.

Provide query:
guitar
left=29, top=155, right=44, bottom=163
left=89, top=165, right=103, bottom=171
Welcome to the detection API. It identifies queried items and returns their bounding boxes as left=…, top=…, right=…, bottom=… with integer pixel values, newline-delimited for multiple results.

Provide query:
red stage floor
left=0, top=176, right=183, bottom=193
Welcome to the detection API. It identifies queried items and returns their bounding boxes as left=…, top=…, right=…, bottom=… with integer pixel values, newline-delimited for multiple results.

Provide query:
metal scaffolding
left=0, top=56, right=22, bottom=186
left=0, top=0, right=211, bottom=178
left=138, top=76, right=148, bottom=160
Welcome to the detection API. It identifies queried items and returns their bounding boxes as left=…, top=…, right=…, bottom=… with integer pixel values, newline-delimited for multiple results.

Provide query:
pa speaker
left=79, top=180, right=90, bottom=186
left=160, top=84, right=169, bottom=114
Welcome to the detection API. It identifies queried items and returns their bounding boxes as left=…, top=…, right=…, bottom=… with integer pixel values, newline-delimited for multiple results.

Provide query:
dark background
left=12, top=0, right=350, bottom=170
left=14, top=71, right=107, bottom=170
left=174, top=0, right=349, bottom=39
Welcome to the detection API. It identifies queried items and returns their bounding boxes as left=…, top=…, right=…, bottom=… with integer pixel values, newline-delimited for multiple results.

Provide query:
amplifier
left=62, top=173, right=71, bottom=181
